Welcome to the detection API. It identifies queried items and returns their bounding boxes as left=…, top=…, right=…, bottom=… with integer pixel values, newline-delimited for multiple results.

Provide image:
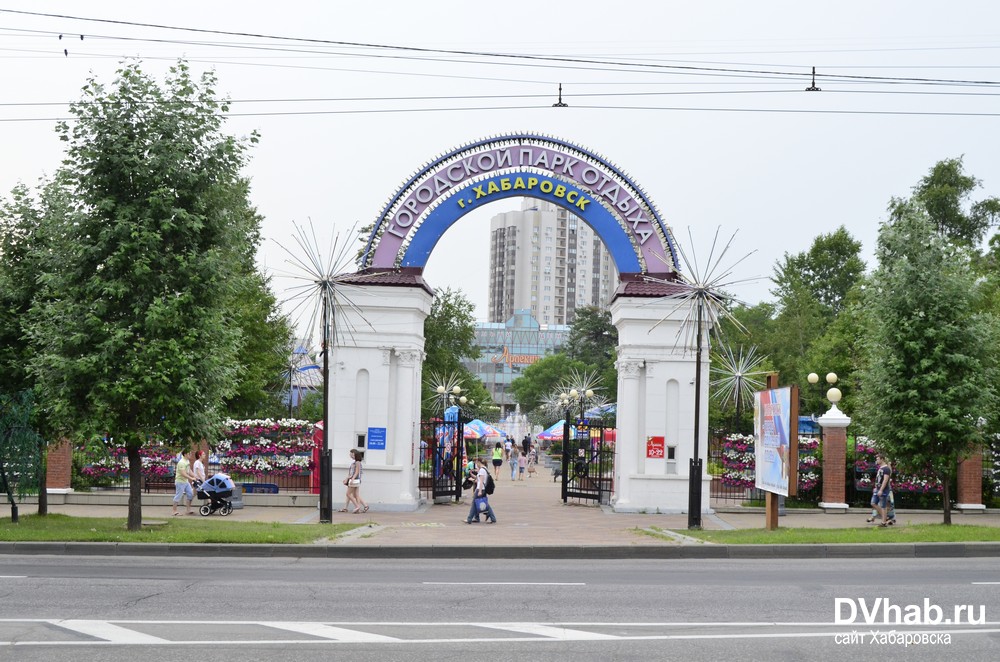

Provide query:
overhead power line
left=2, top=8, right=999, bottom=88
left=4, top=103, right=1000, bottom=124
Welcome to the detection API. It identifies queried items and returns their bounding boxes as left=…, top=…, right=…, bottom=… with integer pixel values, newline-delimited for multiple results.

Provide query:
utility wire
left=2, top=8, right=999, bottom=87
left=3, top=103, right=1000, bottom=123
left=7, top=87, right=1000, bottom=111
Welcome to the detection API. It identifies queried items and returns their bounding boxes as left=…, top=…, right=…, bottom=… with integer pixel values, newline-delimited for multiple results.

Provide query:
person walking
left=342, top=448, right=369, bottom=514
left=191, top=449, right=206, bottom=489
left=491, top=442, right=504, bottom=480
left=171, top=450, right=194, bottom=516
left=465, top=457, right=497, bottom=524
left=872, top=455, right=893, bottom=527
left=508, top=443, right=518, bottom=481
left=518, top=450, right=527, bottom=480
left=866, top=455, right=895, bottom=525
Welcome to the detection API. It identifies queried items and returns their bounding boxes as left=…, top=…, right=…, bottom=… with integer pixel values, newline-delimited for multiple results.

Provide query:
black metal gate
left=561, top=417, right=615, bottom=505
left=419, top=416, right=467, bottom=502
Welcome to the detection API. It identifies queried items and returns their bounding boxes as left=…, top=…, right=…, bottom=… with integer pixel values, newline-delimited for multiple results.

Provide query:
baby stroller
left=197, top=472, right=235, bottom=516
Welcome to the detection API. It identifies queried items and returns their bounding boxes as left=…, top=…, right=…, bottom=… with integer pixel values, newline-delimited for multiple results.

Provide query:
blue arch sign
left=363, top=134, right=679, bottom=275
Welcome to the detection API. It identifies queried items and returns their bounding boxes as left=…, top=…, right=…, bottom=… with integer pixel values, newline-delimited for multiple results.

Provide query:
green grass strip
left=659, top=523, right=1000, bottom=545
left=0, top=514, right=364, bottom=544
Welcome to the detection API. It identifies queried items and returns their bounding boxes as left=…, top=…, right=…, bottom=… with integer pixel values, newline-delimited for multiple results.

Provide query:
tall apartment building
left=488, top=199, right=619, bottom=325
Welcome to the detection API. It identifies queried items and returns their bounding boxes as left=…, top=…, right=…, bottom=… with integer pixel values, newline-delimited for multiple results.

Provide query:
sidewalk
left=34, top=470, right=1000, bottom=554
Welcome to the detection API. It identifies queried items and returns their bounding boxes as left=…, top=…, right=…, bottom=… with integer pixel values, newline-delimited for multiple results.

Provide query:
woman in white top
left=342, top=448, right=369, bottom=514
left=192, top=449, right=206, bottom=488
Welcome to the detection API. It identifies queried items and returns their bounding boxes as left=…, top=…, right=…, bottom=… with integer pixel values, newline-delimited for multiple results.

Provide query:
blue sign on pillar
left=367, top=427, right=387, bottom=450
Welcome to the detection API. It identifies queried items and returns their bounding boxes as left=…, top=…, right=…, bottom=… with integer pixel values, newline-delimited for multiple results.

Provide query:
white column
left=612, top=358, right=644, bottom=509
left=394, top=348, right=423, bottom=501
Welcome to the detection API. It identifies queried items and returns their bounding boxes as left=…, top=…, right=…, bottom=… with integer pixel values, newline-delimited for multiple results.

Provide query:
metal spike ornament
left=645, top=227, right=759, bottom=529
left=710, top=345, right=768, bottom=433
left=272, top=220, right=377, bottom=524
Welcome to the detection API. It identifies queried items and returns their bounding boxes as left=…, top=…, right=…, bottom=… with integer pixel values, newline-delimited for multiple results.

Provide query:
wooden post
left=765, top=491, right=779, bottom=530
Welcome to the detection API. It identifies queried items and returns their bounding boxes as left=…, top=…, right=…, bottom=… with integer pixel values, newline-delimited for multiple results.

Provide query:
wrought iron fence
left=71, top=451, right=315, bottom=494
left=710, top=433, right=822, bottom=507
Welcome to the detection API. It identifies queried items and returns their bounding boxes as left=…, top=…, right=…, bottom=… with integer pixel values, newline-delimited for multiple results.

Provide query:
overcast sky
left=3, top=2, right=1000, bottom=336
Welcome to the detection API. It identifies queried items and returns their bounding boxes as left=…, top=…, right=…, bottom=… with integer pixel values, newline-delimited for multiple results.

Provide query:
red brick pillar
left=956, top=446, right=984, bottom=512
left=46, top=438, right=72, bottom=491
left=818, top=406, right=851, bottom=512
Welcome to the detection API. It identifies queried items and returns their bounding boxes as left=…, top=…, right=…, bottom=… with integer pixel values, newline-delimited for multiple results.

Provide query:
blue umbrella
left=536, top=420, right=577, bottom=441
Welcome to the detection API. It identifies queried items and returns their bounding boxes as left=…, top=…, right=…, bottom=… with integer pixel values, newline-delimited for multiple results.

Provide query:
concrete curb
left=3, top=541, right=1000, bottom=559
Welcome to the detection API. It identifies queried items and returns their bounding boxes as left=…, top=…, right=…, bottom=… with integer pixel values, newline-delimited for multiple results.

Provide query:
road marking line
left=481, top=624, right=618, bottom=640
left=0, top=576, right=26, bottom=578
left=422, top=582, right=585, bottom=586
left=4, top=628, right=999, bottom=646
left=53, top=620, right=169, bottom=644
left=972, top=582, right=1000, bottom=585
left=266, top=621, right=399, bottom=642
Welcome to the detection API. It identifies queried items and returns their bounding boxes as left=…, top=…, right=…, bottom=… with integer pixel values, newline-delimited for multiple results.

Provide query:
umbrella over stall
left=465, top=419, right=504, bottom=440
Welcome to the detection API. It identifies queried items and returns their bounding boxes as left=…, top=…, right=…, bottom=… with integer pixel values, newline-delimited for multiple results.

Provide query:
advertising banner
left=646, top=436, right=665, bottom=459
left=754, top=387, right=795, bottom=496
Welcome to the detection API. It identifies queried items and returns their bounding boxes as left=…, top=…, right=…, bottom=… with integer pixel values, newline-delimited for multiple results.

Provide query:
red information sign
left=646, top=436, right=665, bottom=459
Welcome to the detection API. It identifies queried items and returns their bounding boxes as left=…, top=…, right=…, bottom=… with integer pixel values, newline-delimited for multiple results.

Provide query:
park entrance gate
left=419, top=408, right=467, bottom=502
left=324, top=133, right=712, bottom=515
left=561, top=417, right=616, bottom=505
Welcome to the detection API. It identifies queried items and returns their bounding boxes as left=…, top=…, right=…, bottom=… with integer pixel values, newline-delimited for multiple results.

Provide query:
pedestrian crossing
left=0, top=619, right=996, bottom=647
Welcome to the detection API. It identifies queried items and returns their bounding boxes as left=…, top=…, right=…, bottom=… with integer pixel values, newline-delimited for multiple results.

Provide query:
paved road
left=1, top=555, right=997, bottom=661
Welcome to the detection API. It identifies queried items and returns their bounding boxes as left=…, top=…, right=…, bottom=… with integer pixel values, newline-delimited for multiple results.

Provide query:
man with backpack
left=465, top=457, right=498, bottom=524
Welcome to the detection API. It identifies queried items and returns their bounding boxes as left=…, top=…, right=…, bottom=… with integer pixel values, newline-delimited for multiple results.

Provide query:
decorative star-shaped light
left=644, top=226, right=759, bottom=350
left=272, top=220, right=377, bottom=349
left=710, top=344, right=768, bottom=411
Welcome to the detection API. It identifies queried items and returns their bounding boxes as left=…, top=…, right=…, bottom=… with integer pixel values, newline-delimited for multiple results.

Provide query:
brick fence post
left=46, top=438, right=72, bottom=491
left=956, top=445, right=985, bottom=513
left=818, top=405, right=851, bottom=513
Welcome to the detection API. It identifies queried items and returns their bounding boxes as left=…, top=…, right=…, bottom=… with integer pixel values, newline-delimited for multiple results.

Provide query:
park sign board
left=367, top=427, right=387, bottom=451
left=753, top=386, right=799, bottom=497
left=362, top=134, right=680, bottom=277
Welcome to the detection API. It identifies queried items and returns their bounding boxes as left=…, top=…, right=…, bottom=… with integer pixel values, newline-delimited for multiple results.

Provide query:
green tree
left=510, top=353, right=589, bottom=414
left=0, top=391, right=42, bottom=523
left=891, top=156, right=1000, bottom=248
left=765, top=282, right=827, bottom=385
left=771, top=226, right=865, bottom=317
left=28, top=61, right=258, bottom=531
left=421, top=287, right=491, bottom=420
left=802, top=282, right=868, bottom=419
left=0, top=176, right=78, bottom=515
left=564, top=305, right=618, bottom=396
left=424, top=287, right=480, bottom=375
left=564, top=306, right=616, bottom=366
left=859, top=202, right=998, bottom=524
left=225, top=269, right=293, bottom=418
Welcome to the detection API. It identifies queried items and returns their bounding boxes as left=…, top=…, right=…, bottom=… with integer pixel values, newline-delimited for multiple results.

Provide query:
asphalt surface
left=9, top=472, right=1000, bottom=558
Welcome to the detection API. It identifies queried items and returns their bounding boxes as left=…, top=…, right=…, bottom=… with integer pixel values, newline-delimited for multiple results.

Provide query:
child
left=518, top=451, right=527, bottom=481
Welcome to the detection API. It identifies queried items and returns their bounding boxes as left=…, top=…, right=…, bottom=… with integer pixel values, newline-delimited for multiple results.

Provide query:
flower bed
left=853, top=436, right=942, bottom=493
left=720, top=434, right=821, bottom=497
left=217, top=418, right=317, bottom=478
left=76, top=440, right=179, bottom=481
left=74, top=419, right=318, bottom=484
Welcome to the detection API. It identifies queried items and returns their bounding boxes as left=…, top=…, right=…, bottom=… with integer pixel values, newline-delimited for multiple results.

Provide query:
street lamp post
left=807, top=372, right=839, bottom=443
left=318, top=293, right=333, bottom=524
